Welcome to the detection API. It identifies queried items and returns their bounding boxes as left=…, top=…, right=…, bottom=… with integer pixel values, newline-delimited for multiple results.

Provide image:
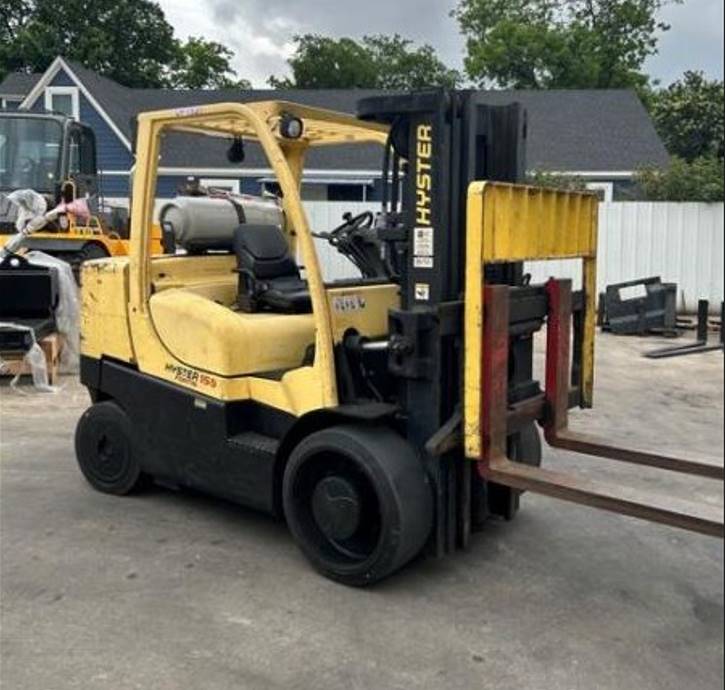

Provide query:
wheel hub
left=96, top=433, right=122, bottom=477
left=311, top=476, right=362, bottom=542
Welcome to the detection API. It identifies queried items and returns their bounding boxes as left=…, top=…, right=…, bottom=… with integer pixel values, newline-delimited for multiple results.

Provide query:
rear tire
left=75, top=401, right=146, bottom=495
left=283, top=425, right=432, bottom=586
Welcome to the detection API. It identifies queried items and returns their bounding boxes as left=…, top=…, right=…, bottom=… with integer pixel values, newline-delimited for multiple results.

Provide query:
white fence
left=528, top=202, right=724, bottom=312
left=306, top=201, right=725, bottom=311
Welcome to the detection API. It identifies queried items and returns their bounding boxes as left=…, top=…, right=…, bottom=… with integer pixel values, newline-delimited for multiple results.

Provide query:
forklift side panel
left=82, top=357, right=288, bottom=513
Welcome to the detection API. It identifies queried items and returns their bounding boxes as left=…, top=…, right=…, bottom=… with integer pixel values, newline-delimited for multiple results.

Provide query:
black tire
left=283, top=425, right=432, bottom=586
left=78, top=242, right=110, bottom=262
left=74, top=401, right=146, bottom=495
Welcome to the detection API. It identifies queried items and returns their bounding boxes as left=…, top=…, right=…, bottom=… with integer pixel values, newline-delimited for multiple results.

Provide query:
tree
left=0, top=1, right=249, bottom=89
left=168, top=38, right=250, bottom=90
left=635, top=156, right=724, bottom=202
left=452, top=0, right=677, bottom=89
left=526, top=170, right=589, bottom=192
left=360, top=35, right=461, bottom=90
left=1, top=0, right=177, bottom=87
left=269, top=36, right=377, bottom=89
left=649, top=71, right=724, bottom=162
left=270, top=34, right=461, bottom=89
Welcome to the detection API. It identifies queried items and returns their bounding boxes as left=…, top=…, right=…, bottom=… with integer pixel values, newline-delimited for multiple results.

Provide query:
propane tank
left=159, top=194, right=284, bottom=252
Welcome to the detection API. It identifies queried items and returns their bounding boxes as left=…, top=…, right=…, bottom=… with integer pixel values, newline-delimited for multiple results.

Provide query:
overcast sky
left=158, top=0, right=724, bottom=88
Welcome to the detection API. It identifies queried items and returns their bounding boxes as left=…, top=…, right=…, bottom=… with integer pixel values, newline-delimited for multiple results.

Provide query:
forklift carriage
left=75, top=92, right=723, bottom=586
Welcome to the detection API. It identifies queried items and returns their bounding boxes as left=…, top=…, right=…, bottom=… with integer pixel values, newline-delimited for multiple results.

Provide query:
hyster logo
left=416, top=124, right=433, bottom=226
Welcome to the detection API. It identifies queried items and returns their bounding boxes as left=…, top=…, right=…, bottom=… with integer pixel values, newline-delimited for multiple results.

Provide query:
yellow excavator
left=74, top=95, right=723, bottom=586
left=0, top=110, right=160, bottom=269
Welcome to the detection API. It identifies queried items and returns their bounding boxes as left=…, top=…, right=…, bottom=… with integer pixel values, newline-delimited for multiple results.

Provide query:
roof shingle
left=33, top=60, right=673, bottom=173
left=0, top=71, right=42, bottom=97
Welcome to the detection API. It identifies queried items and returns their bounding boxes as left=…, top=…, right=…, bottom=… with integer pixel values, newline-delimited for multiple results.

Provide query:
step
left=228, top=431, right=280, bottom=457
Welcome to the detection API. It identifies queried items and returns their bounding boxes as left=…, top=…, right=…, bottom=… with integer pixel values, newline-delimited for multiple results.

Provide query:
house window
left=44, top=86, right=80, bottom=120
left=200, top=178, right=240, bottom=194
left=68, top=127, right=97, bottom=176
left=328, top=184, right=366, bottom=202
left=586, top=182, right=614, bottom=202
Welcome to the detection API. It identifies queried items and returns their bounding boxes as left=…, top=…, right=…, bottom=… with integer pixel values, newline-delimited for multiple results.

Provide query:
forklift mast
left=358, top=91, right=537, bottom=554
left=358, top=90, right=723, bottom=554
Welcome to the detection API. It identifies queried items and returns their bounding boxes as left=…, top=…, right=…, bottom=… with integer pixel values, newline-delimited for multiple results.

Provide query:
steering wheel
left=18, top=156, right=38, bottom=175
left=314, top=211, right=374, bottom=245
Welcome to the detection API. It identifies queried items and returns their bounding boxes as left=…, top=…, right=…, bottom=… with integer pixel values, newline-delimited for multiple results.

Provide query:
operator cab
left=0, top=111, right=98, bottom=233
left=136, top=102, right=398, bottom=392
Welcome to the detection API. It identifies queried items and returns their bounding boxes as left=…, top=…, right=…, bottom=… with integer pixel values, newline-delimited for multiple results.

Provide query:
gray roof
left=0, top=71, right=42, bottom=97
left=51, top=61, right=673, bottom=174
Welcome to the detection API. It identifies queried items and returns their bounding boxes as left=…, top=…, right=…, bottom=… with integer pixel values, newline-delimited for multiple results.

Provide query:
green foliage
left=270, top=34, right=461, bottom=89
left=1, top=0, right=176, bottom=87
left=0, top=0, right=248, bottom=89
left=270, top=36, right=376, bottom=89
left=635, top=156, right=724, bottom=202
left=452, top=0, right=678, bottom=89
left=649, top=71, right=724, bottom=162
left=361, top=35, right=461, bottom=90
left=168, top=38, right=250, bottom=90
left=526, top=170, right=589, bottom=192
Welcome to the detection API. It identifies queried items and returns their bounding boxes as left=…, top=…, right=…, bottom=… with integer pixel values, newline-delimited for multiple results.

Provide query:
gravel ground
left=1, top=333, right=723, bottom=690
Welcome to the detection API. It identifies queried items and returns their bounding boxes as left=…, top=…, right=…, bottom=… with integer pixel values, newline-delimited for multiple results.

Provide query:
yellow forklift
left=74, top=95, right=723, bottom=586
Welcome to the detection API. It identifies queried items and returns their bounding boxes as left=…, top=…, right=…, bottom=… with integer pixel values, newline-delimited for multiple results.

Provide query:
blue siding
left=242, top=178, right=264, bottom=195
left=97, top=174, right=268, bottom=201
left=26, top=66, right=385, bottom=203
left=28, top=67, right=132, bottom=192
left=50, top=71, right=75, bottom=87
left=153, top=175, right=265, bottom=199
left=155, top=176, right=183, bottom=198
left=99, top=173, right=130, bottom=197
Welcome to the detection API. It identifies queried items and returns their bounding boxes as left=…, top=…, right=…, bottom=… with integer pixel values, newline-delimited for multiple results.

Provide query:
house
left=0, top=71, right=41, bottom=110
left=1, top=56, right=670, bottom=204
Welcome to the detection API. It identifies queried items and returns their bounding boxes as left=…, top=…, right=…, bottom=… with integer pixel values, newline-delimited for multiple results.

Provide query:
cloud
left=159, top=0, right=464, bottom=86
left=158, top=0, right=723, bottom=88
left=646, top=0, right=724, bottom=83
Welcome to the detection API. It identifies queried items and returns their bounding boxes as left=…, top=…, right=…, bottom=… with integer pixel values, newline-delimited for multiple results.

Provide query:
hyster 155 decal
left=165, top=363, right=218, bottom=390
left=332, top=295, right=366, bottom=312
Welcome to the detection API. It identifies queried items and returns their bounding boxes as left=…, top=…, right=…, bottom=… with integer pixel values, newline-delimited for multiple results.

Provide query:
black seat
left=234, top=224, right=311, bottom=314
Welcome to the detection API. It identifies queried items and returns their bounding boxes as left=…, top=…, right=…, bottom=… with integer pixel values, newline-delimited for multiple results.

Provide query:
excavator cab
left=0, top=111, right=97, bottom=223
left=0, top=111, right=156, bottom=268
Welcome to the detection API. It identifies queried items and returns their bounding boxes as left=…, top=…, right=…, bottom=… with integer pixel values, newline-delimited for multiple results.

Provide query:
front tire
left=75, top=401, right=146, bottom=495
left=283, top=425, right=432, bottom=586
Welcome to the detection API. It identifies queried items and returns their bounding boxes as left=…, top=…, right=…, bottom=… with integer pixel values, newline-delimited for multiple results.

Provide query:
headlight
left=280, top=113, right=304, bottom=140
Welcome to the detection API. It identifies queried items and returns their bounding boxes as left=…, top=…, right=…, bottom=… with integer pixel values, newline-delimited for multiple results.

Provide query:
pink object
left=51, top=197, right=91, bottom=221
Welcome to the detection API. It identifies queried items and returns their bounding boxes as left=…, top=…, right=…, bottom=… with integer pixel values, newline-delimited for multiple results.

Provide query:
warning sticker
left=415, top=283, right=431, bottom=302
left=414, top=256, right=434, bottom=269
left=414, top=226, right=434, bottom=258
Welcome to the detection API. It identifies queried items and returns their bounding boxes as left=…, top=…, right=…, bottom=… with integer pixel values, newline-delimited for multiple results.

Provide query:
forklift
left=74, top=93, right=724, bottom=586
